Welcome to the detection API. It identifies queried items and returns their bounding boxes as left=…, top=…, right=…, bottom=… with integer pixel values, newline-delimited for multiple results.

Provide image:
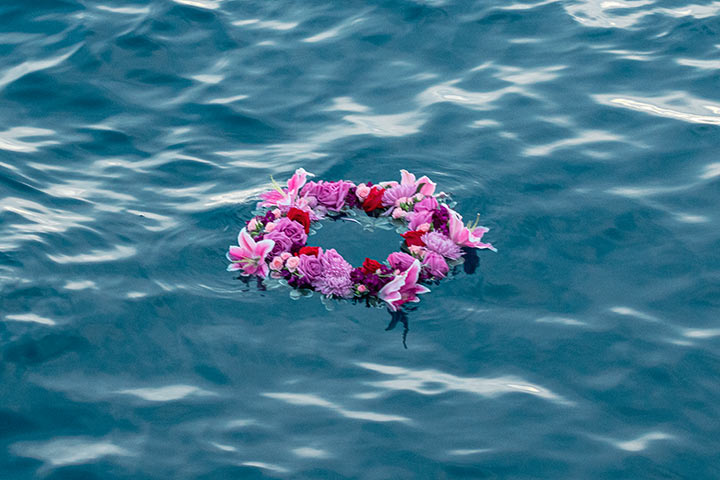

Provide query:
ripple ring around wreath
left=227, top=168, right=496, bottom=312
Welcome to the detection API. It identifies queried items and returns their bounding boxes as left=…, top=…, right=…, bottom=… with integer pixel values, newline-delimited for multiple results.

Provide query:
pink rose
left=392, top=208, right=406, bottom=219
left=272, top=208, right=282, bottom=218
left=280, top=252, right=292, bottom=260
left=269, top=256, right=284, bottom=271
left=265, top=222, right=276, bottom=233
left=285, top=256, right=300, bottom=272
left=409, top=245, right=427, bottom=259
left=355, top=184, right=371, bottom=200
left=417, top=222, right=431, bottom=232
left=395, top=196, right=409, bottom=207
left=298, top=253, right=323, bottom=281
left=248, top=218, right=259, bottom=231
left=357, top=284, right=368, bottom=293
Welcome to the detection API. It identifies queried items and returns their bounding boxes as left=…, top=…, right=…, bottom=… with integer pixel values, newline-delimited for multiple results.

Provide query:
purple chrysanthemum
left=382, top=184, right=417, bottom=207
left=314, top=248, right=353, bottom=297
left=421, top=231, right=463, bottom=260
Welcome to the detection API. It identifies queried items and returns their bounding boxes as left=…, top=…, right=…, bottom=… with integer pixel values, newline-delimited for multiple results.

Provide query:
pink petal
left=227, top=246, right=246, bottom=261
left=404, top=260, right=422, bottom=285
left=254, top=239, right=275, bottom=259
left=287, top=168, right=311, bottom=195
left=400, top=169, right=416, bottom=186
left=416, top=176, right=436, bottom=196
left=237, top=228, right=256, bottom=252
left=379, top=276, right=404, bottom=309
left=255, top=262, right=270, bottom=278
left=227, top=263, right=242, bottom=271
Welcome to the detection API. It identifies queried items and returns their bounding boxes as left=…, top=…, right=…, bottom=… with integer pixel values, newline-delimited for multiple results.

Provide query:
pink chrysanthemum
left=381, top=184, right=417, bottom=207
left=313, top=248, right=353, bottom=297
left=421, top=231, right=463, bottom=260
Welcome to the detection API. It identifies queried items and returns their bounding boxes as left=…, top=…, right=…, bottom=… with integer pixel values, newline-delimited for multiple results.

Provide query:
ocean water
left=1, top=0, right=719, bottom=478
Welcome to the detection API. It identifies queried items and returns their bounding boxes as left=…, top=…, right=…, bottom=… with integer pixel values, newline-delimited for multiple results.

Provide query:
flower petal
left=400, top=169, right=416, bottom=186
left=237, top=228, right=256, bottom=252
left=227, top=246, right=246, bottom=261
left=255, top=239, right=276, bottom=259
left=416, top=176, right=436, bottom=196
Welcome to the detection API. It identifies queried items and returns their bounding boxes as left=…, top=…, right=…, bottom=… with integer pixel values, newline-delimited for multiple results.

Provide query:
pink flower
left=264, top=222, right=276, bottom=233
left=272, top=208, right=282, bottom=218
left=280, top=252, right=292, bottom=260
left=302, top=180, right=354, bottom=211
left=269, top=256, right=284, bottom=271
left=407, top=210, right=433, bottom=230
left=272, top=217, right=307, bottom=245
left=447, top=208, right=496, bottom=251
left=422, top=231, right=463, bottom=260
left=413, top=196, right=438, bottom=213
left=227, top=228, right=275, bottom=277
left=387, top=252, right=415, bottom=272
left=356, top=184, right=371, bottom=200
left=259, top=168, right=313, bottom=208
left=298, top=251, right=323, bottom=280
left=382, top=184, right=416, bottom=207
left=422, top=251, right=449, bottom=279
left=378, top=260, right=430, bottom=311
left=248, top=218, right=259, bottom=231
left=314, top=249, right=353, bottom=297
left=392, top=208, right=406, bottom=219
left=285, top=256, right=300, bottom=272
left=417, top=222, right=431, bottom=232
left=357, top=284, right=368, bottom=294
left=408, top=245, right=427, bottom=259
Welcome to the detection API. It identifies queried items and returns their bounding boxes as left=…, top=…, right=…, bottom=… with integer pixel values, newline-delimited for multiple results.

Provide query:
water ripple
left=357, top=362, right=570, bottom=404
left=263, top=392, right=410, bottom=423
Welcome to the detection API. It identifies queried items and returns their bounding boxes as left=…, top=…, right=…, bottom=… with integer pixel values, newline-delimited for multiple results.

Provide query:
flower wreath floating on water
left=227, top=168, right=496, bottom=312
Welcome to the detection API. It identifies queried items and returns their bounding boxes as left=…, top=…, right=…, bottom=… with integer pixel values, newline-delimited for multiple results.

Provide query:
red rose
left=362, top=258, right=382, bottom=274
left=298, top=246, right=320, bottom=257
left=362, top=187, right=384, bottom=212
left=287, top=207, right=311, bottom=234
left=401, top=230, right=426, bottom=247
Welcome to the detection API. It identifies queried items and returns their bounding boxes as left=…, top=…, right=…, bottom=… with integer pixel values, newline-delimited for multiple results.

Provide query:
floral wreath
left=227, top=168, right=496, bottom=312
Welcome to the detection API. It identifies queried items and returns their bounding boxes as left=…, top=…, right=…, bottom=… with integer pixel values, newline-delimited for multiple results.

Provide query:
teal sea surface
left=1, top=0, right=719, bottom=478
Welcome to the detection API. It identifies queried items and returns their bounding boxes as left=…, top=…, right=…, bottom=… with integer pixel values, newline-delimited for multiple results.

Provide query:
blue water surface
left=2, top=0, right=720, bottom=478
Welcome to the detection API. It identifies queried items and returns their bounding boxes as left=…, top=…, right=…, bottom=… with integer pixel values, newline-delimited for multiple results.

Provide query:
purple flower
left=387, top=252, right=416, bottom=272
left=273, top=217, right=307, bottom=245
left=421, top=231, right=463, bottom=260
left=422, top=251, right=449, bottom=279
left=302, top=181, right=353, bottom=211
left=264, top=230, right=293, bottom=257
left=298, top=252, right=323, bottom=281
left=382, top=184, right=417, bottom=207
left=313, top=248, right=353, bottom=297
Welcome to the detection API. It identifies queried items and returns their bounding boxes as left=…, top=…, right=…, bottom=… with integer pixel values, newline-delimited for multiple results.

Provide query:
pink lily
left=447, top=207, right=497, bottom=251
left=227, top=228, right=275, bottom=277
left=378, top=260, right=431, bottom=312
left=400, top=169, right=436, bottom=196
left=258, top=168, right=313, bottom=208
left=380, top=170, right=437, bottom=196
